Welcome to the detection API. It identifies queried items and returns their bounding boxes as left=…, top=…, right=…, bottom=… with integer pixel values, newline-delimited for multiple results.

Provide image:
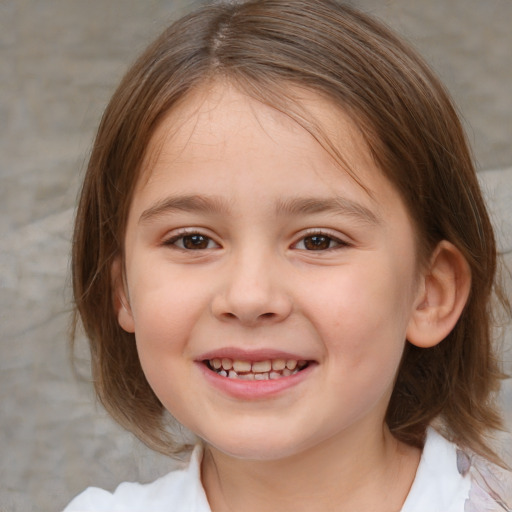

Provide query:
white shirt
left=64, top=428, right=509, bottom=512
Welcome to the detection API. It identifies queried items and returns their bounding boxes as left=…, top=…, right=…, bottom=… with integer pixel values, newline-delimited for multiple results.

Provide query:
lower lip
left=196, top=362, right=315, bottom=400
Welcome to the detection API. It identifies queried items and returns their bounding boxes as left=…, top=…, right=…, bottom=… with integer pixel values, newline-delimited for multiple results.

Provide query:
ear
left=111, top=257, right=135, bottom=333
left=406, top=241, right=471, bottom=348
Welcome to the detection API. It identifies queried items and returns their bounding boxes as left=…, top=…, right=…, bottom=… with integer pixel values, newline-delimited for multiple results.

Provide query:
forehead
left=139, top=81, right=373, bottom=186
left=134, top=81, right=402, bottom=220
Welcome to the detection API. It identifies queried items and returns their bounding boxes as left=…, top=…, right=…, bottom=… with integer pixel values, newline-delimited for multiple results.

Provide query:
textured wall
left=1, top=1, right=511, bottom=511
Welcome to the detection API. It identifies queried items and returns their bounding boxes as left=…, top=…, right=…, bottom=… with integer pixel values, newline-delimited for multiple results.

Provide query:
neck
left=201, top=425, right=421, bottom=512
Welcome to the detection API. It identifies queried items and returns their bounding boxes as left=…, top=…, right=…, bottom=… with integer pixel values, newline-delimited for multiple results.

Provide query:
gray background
left=1, top=1, right=511, bottom=511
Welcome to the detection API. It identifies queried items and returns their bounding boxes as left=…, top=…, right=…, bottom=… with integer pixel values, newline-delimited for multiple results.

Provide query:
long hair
left=72, top=0, right=508, bottom=460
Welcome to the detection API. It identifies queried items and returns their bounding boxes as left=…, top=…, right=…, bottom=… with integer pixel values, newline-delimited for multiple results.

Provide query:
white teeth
left=233, top=360, right=252, bottom=372
left=252, top=360, right=271, bottom=372
left=286, top=360, right=297, bottom=370
left=208, top=358, right=309, bottom=380
left=272, top=359, right=286, bottom=371
left=222, top=358, right=233, bottom=370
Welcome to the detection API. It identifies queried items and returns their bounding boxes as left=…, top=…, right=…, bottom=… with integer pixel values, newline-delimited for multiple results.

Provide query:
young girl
left=65, top=0, right=511, bottom=510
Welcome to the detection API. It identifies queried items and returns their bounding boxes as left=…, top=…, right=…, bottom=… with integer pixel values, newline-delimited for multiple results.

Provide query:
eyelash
left=293, top=231, right=349, bottom=251
left=163, top=229, right=349, bottom=252
left=163, top=230, right=220, bottom=251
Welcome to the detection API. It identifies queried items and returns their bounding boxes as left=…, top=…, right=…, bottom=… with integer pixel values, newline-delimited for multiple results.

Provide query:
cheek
left=311, top=265, right=413, bottom=334
left=128, top=279, right=203, bottom=418
left=304, top=258, right=417, bottom=378
left=127, top=269, right=208, bottom=360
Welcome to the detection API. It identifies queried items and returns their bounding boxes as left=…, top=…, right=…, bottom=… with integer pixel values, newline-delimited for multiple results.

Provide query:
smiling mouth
left=204, top=358, right=310, bottom=380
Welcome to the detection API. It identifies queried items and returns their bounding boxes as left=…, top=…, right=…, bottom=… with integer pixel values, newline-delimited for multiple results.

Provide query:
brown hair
left=72, top=0, right=509, bottom=460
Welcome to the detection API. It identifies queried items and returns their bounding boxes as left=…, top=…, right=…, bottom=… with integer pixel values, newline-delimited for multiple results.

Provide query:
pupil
left=305, top=235, right=330, bottom=250
left=183, top=235, right=208, bottom=250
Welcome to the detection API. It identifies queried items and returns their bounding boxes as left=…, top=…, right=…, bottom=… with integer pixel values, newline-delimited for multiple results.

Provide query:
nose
left=211, top=249, right=293, bottom=326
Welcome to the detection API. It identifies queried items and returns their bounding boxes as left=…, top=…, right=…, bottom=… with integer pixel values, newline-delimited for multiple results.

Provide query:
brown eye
left=294, top=232, right=348, bottom=251
left=181, top=234, right=211, bottom=250
left=165, top=233, right=218, bottom=250
left=302, top=235, right=332, bottom=250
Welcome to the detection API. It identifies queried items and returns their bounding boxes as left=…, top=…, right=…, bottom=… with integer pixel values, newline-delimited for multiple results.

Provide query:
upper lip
left=196, top=347, right=314, bottom=362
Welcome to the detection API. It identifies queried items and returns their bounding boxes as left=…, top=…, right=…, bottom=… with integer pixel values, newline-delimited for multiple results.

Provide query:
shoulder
left=401, top=427, right=512, bottom=512
left=62, top=445, right=211, bottom=512
left=456, top=445, right=512, bottom=512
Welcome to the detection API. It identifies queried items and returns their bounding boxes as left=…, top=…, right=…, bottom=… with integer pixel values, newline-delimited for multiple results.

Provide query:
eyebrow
left=139, top=195, right=231, bottom=223
left=275, top=197, right=381, bottom=225
left=139, top=194, right=380, bottom=226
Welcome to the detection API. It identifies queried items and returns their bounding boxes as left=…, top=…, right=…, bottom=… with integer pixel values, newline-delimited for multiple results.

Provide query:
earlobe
left=111, top=257, right=135, bottom=333
left=406, top=241, right=471, bottom=348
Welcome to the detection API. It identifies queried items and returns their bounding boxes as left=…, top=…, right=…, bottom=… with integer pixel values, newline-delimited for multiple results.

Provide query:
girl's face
left=117, top=82, right=424, bottom=460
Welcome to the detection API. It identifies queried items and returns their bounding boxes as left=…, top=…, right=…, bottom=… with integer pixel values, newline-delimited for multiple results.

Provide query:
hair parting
left=72, top=0, right=510, bottom=463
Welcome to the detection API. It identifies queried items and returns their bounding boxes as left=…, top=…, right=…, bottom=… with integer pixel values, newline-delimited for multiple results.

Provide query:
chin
left=217, top=443, right=297, bottom=461
left=202, top=428, right=316, bottom=461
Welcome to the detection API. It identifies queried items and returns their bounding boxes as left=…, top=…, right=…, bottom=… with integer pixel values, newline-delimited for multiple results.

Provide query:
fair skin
left=114, top=82, right=470, bottom=511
